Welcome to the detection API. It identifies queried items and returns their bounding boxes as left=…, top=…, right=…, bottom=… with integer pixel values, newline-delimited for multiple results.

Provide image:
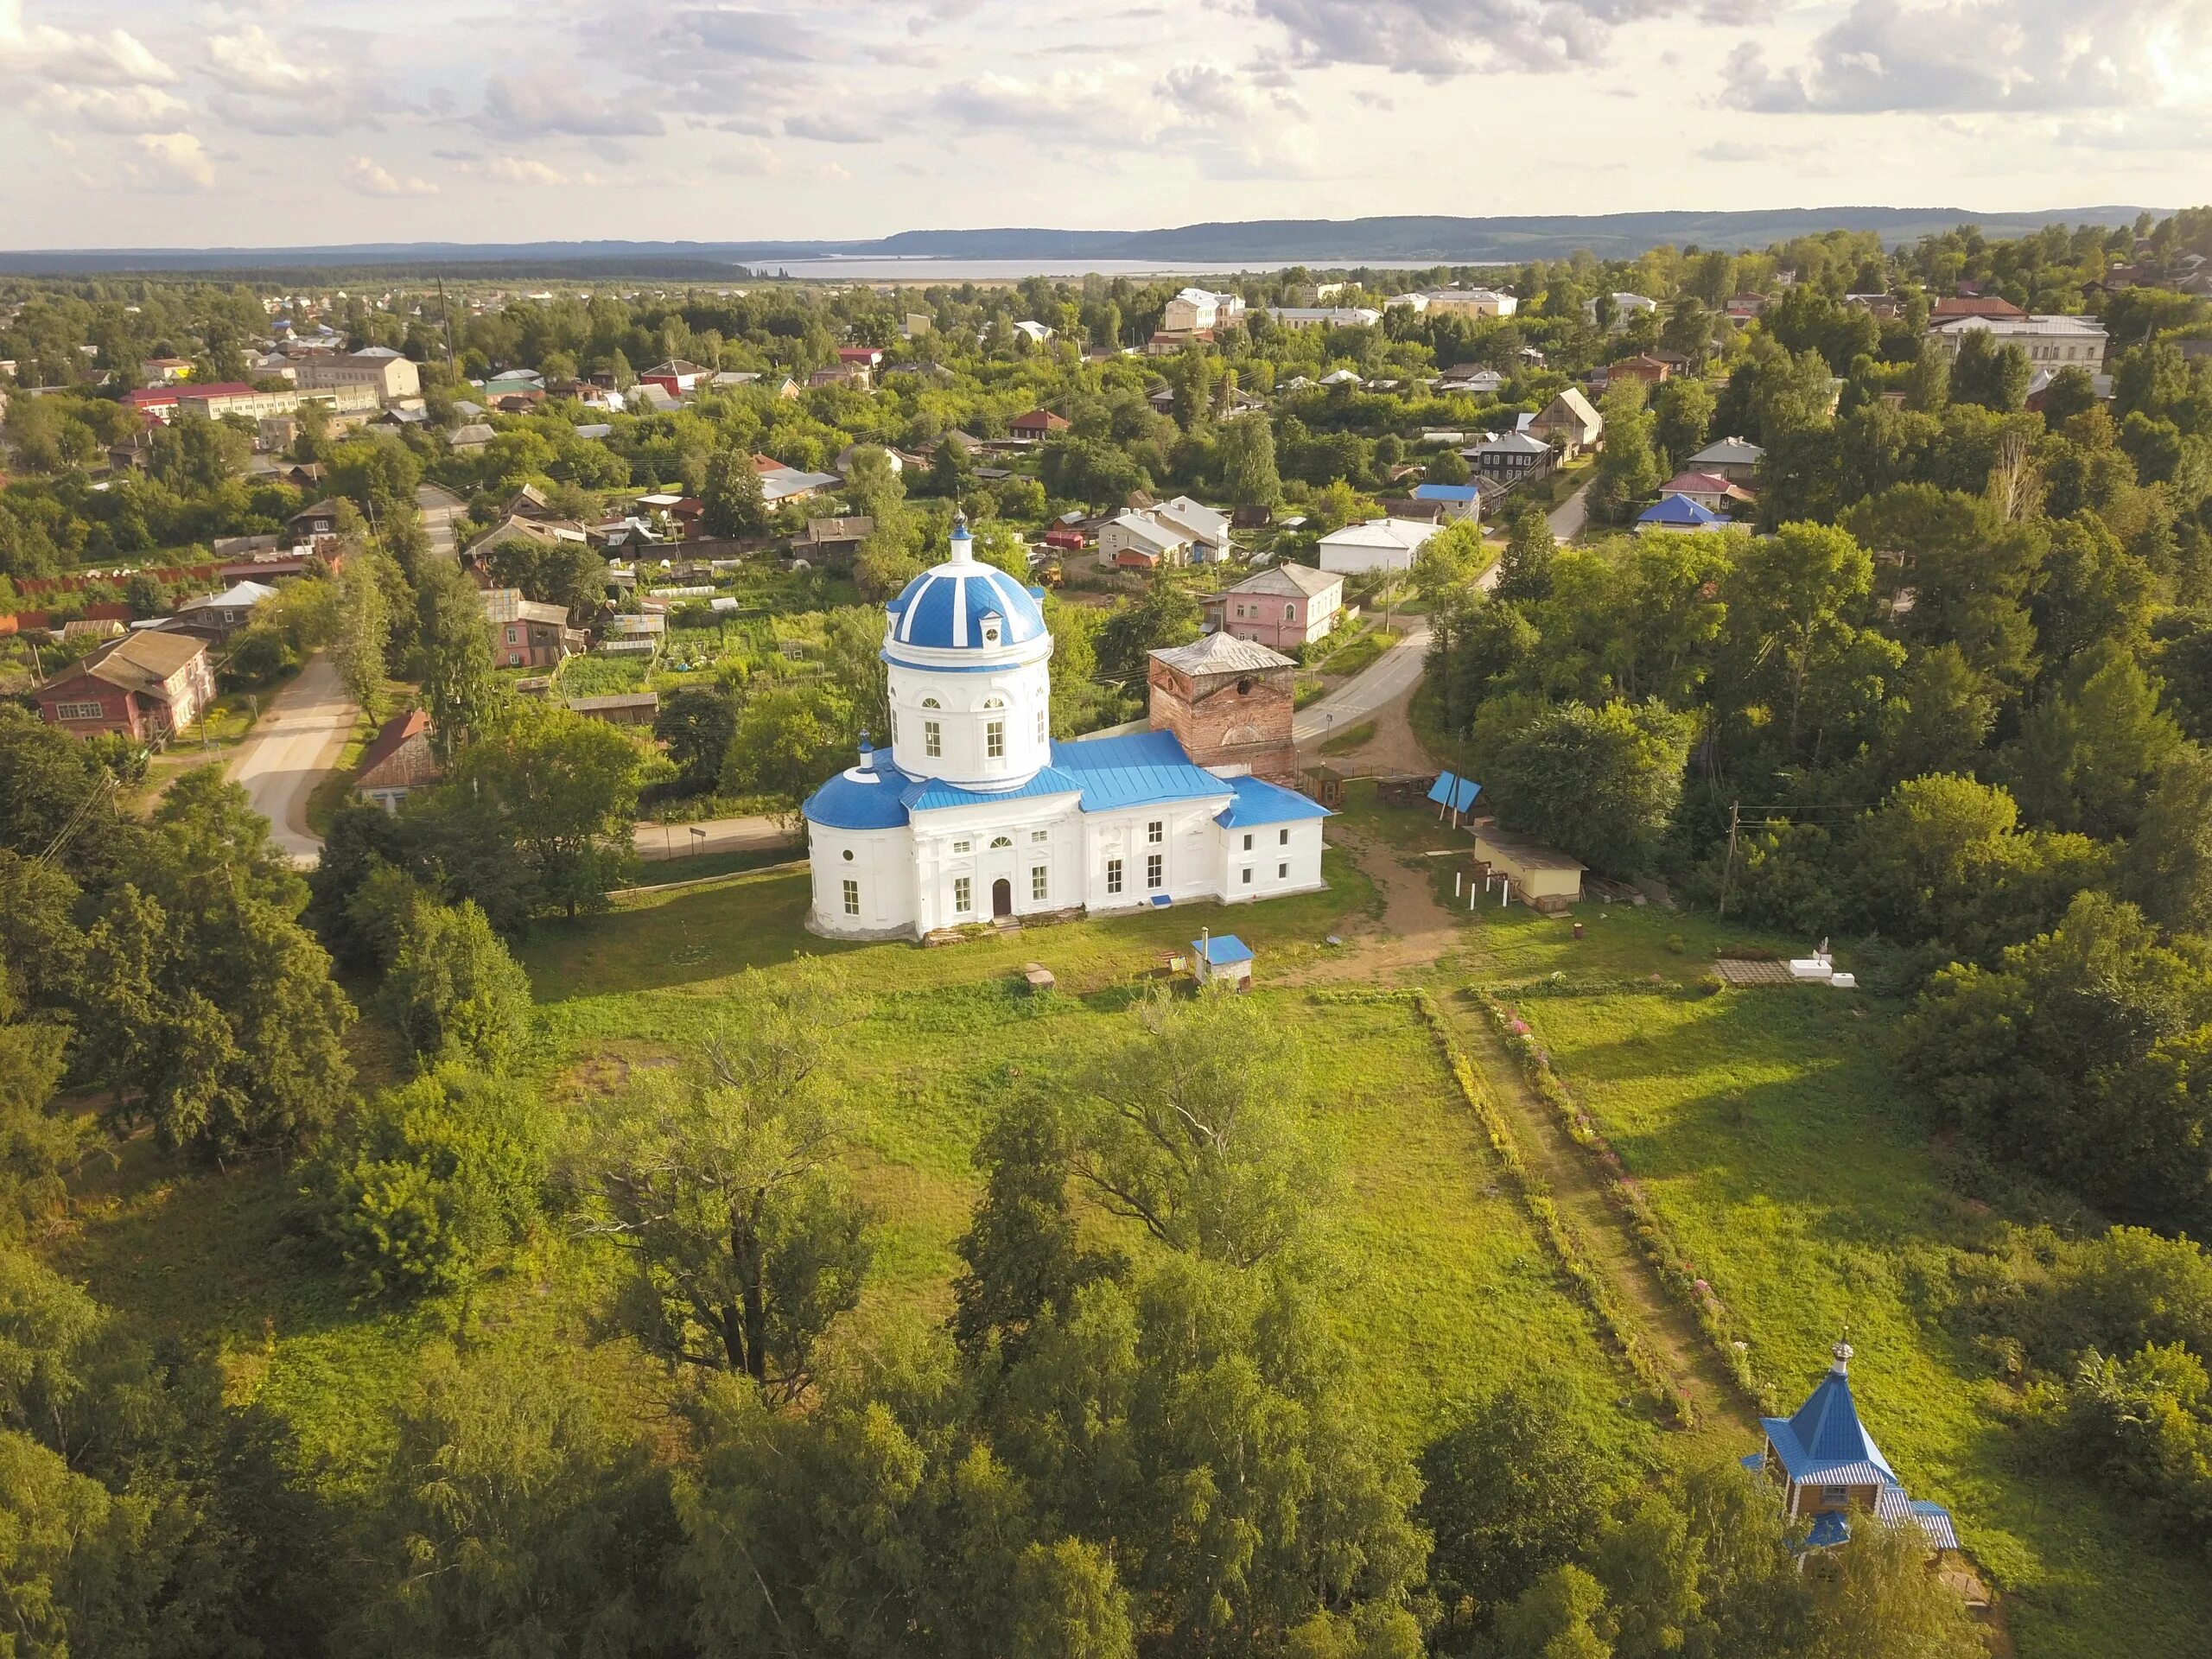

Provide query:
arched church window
left=921, top=696, right=941, bottom=709
left=981, top=696, right=1006, bottom=709
left=989, top=835, right=1014, bottom=849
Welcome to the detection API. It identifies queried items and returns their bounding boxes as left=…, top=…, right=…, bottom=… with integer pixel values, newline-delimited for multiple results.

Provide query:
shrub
left=306, top=1066, right=549, bottom=1301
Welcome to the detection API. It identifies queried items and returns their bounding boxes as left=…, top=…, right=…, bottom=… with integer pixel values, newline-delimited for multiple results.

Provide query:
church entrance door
left=991, top=877, right=1013, bottom=918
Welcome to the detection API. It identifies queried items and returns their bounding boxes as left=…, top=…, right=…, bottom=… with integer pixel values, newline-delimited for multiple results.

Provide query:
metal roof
left=1638, top=493, right=1724, bottom=526
left=900, top=766, right=1083, bottom=812
left=1150, top=632, right=1294, bottom=677
left=1050, top=729, right=1231, bottom=813
left=1215, top=775, right=1331, bottom=829
left=1193, top=934, right=1254, bottom=966
left=1760, top=1349, right=1900, bottom=1489
left=804, top=762, right=913, bottom=830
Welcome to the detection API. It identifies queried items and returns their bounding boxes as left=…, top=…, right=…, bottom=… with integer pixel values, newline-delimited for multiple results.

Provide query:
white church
left=803, top=515, right=1330, bottom=939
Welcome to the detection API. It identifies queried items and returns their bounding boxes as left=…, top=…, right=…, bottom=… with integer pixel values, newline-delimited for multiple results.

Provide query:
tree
left=1494, top=503, right=1557, bottom=602
left=1903, top=891, right=2212, bottom=1230
left=1410, top=521, right=1487, bottom=604
left=1095, top=571, right=1201, bottom=685
left=441, top=703, right=641, bottom=921
left=581, top=967, right=871, bottom=1395
left=383, top=895, right=534, bottom=1070
left=75, top=769, right=353, bottom=1160
left=415, top=558, right=496, bottom=762
left=1216, top=414, right=1282, bottom=508
left=2121, top=746, right=2212, bottom=937
left=721, top=682, right=854, bottom=813
left=1075, top=988, right=1331, bottom=1268
left=308, top=1065, right=548, bottom=1302
left=350, top=1340, right=686, bottom=1658
left=1720, top=521, right=1876, bottom=755
left=1948, top=329, right=2031, bottom=412
left=0, top=971, right=79, bottom=1241
left=1801, top=1520, right=1989, bottom=1659
left=953, top=1093, right=1120, bottom=1366
left=842, top=444, right=906, bottom=522
left=1426, top=446, right=1472, bottom=486
left=1421, top=1388, right=1613, bottom=1638
left=334, top=546, right=397, bottom=720
left=653, top=688, right=738, bottom=795
left=1492, top=1564, right=1611, bottom=1659
left=1652, top=376, right=1715, bottom=469
left=2005, top=645, right=2183, bottom=838
left=701, top=445, right=766, bottom=539
left=1485, top=700, right=1694, bottom=877
left=926, top=431, right=976, bottom=499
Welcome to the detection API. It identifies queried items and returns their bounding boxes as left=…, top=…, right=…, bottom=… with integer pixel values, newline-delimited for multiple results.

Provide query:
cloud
left=480, top=70, right=664, bottom=137
left=126, top=130, right=216, bottom=189
left=1249, top=0, right=1712, bottom=77
left=480, top=155, right=603, bottom=188
left=1721, top=0, right=2212, bottom=114
left=0, top=0, right=174, bottom=86
left=205, top=23, right=323, bottom=94
left=786, top=109, right=882, bottom=143
left=344, top=154, right=438, bottom=195
left=31, top=83, right=190, bottom=132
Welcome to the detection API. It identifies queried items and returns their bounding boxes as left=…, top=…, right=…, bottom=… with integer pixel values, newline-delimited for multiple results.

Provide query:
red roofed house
left=1009, top=408, right=1070, bottom=440
left=1929, top=295, right=2025, bottom=322
left=35, top=630, right=216, bottom=741
left=1658, top=470, right=1756, bottom=512
left=354, top=709, right=442, bottom=813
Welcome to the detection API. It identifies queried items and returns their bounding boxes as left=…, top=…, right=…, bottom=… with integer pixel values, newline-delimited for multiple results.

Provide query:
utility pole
left=1718, top=799, right=1741, bottom=918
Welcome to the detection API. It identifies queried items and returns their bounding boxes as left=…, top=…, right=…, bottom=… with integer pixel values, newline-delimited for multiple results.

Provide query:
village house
left=35, top=630, right=216, bottom=741
left=1008, top=407, right=1071, bottom=442
left=1317, top=517, right=1440, bottom=575
left=1658, top=470, right=1756, bottom=512
left=481, top=588, right=584, bottom=668
left=1420, top=288, right=1517, bottom=318
left=1583, top=291, right=1659, bottom=329
left=1099, top=511, right=1194, bottom=570
left=1929, top=312, right=2108, bottom=372
left=1636, top=493, right=1728, bottom=534
left=797, top=516, right=874, bottom=569
left=1685, top=435, right=1765, bottom=484
left=1207, top=563, right=1344, bottom=652
left=291, top=347, right=422, bottom=404
left=287, top=499, right=344, bottom=542
left=448, top=423, right=494, bottom=454
left=1262, top=306, right=1382, bottom=330
left=170, top=578, right=278, bottom=638
left=1929, top=294, right=2024, bottom=322
left=353, top=709, right=441, bottom=813
left=1530, top=387, right=1604, bottom=458
left=1410, top=481, right=1481, bottom=523
left=1161, top=287, right=1246, bottom=335
left=1467, top=429, right=1555, bottom=483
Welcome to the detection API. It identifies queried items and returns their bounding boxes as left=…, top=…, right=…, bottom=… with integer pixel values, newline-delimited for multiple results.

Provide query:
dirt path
left=224, top=654, right=357, bottom=868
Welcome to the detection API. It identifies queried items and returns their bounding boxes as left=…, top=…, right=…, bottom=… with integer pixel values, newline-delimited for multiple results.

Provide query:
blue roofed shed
left=1191, top=930, right=1254, bottom=989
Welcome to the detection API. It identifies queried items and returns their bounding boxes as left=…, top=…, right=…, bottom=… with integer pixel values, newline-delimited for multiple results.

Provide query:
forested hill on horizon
left=0, top=203, right=2161, bottom=274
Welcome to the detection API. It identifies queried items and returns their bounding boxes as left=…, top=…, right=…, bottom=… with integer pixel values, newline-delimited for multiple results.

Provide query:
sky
left=1, top=0, right=2209, bottom=250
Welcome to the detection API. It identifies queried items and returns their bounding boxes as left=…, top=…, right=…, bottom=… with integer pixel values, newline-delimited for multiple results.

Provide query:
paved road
left=633, top=813, right=796, bottom=861
left=1548, top=477, right=1592, bottom=543
left=1293, top=619, right=1431, bottom=746
left=226, top=655, right=358, bottom=867
left=416, top=483, right=462, bottom=561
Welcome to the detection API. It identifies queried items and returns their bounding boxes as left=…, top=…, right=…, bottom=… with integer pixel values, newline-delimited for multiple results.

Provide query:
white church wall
left=885, top=658, right=1053, bottom=786
left=1217, top=817, right=1326, bottom=902
left=806, top=820, right=917, bottom=938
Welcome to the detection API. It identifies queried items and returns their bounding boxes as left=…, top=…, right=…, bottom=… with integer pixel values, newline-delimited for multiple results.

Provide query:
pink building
left=1207, top=563, right=1344, bottom=652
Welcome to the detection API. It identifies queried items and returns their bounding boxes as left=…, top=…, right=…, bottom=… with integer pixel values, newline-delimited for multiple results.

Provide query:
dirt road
left=225, top=655, right=357, bottom=866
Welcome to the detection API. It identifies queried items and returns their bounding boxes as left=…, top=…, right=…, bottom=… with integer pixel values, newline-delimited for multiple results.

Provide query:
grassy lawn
left=618, top=842, right=802, bottom=887
left=1332, top=805, right=2212, bottom=1659
left=1319, top=719, right=1376, bottom=756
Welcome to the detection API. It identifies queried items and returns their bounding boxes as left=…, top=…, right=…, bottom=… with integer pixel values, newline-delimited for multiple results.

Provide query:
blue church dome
left=886, top=518, right=1047, bottom=653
